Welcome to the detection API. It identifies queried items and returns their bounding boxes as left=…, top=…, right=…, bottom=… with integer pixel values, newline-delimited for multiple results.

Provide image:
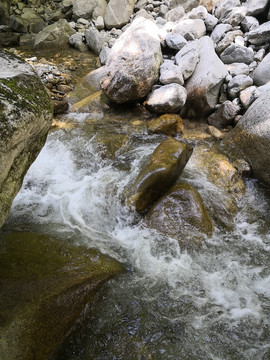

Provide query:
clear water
left=3, top=106, right=270, bottom=359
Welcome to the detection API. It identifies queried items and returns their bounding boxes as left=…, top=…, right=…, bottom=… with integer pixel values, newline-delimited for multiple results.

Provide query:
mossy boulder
left=192, top=145, right=245, bottom=227
left=146, top=182, right=213, bottom=242
left=128, top=138, right=193, bottom=212
left=147, top=114, right=183, bottom=136
left=0, top=51, right=53, bottom=228
left=0, top=231, right=124, bottom=360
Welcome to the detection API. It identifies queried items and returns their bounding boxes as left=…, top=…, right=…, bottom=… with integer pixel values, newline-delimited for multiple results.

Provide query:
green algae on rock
left=146, top=182, right=213, bottom=242
left=0, top=231, right=124, bottom=360
left=128, top=138, right=193, bottom=212
left=0, top=51, right=53, bottom=228
left=147, top=114, right=184, bottom=136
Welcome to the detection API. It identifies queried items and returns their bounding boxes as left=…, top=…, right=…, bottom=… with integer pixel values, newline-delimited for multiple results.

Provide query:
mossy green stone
left=0, top=231, right=124, bottom=360
left=129, top=138, right=193, bottom=212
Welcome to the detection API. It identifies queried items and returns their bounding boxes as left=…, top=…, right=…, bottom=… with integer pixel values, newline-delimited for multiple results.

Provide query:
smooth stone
left=145, top=83, right=187, bottom=114
left=254, top=48, right=265, bottom=62
left=228, top=74, right=253, bottom=98
left=224, top=89, right=270, bottom=187
left=99, top=45, right=111, bottom=65
left=208, top=100, right=240, bottom=128
left=94, top=15, right=105, bottom=30
left=0, top=51, right=53, bottom=227
left=208, top=125, right=225, bottom=139
left=181, top=36, right=228, bottom=118
left=101, top=17, right=163, bottom=103
left=159, top=60, right=184, bottom=85
left=253, top=52, right=270, bottom=86
left=220, top=43, right=254, bottom=64
left=147, top=114, right=183, bottom=135
left=175, top=40, right=199, bottom=80
left=128, top=138, right=193, bottom=212
left=85, top=66, right=108, bottom=91
left=146, top=182, right=213, bottom=242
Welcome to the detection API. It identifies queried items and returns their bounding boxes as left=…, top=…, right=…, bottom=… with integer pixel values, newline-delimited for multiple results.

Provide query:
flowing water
left=2, top=52, right=270, bottom=359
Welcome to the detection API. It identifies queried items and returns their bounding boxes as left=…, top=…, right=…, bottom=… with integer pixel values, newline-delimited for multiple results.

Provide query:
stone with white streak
left=159, top=60, right=184, bottom=85
left=145, top=83, right=187, bottom=113
left=181, top=36, right=228, bottom=118
left=100, top=17, right=163, bottom=103
left=175, top=40, right=200, bottom=80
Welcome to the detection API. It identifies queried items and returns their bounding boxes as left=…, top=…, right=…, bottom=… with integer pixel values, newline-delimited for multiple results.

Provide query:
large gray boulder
left=0, top=51, right=53, bottom=228
left=100, top=17, right=163, bottom=103
left=181, top=36, right=228, bottom=118
left=34, top=19, right=76, bottom=50
left=225, top=89, right=270, bottom=187
left=253, top=52, right=270, bottom=86
left=104, top=0, right=136, bottom=29
left=72, top=0, right=107, bottom=20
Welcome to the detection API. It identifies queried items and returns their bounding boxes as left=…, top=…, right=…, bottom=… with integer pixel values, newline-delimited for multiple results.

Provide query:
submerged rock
left=0, top=231, right=124, bottom=360
left=0, top=51, right=53, bottom=228
left=147, top=114, right=183, bottom=135
left=100, top=17, right=162, bottom=103
left=128, top=138, right=193, bottom=212
left=224, top=89, right=270, bottom=187
left=146, top=182, right=213, bottom=242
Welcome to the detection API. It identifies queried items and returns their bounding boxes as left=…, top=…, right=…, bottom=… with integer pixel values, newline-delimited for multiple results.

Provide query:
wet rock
left=159, top=60, right=184, bottom=85
left=86, top=66, right=107, bottom=91
left=208, top=125, right=225, bottom=139
left=243, top=0, right=270, bottom=16
left=192, top=146, right=245, bottom=227
left=145, top=83, right=187, bottom=114
left=0, top=51, right=53, bottom=228
left=146, top=182, right=213, bottom=241
left=34, top=19, right=76, bottom=50
left=52, top=99, right=69, bottom=114
left=95, top=132, right=129, bottom=159
left=175, top=40, right=200, bottom=81
left=181, top=36, right=228, bottom=118
left=0, top=232, right=124, bottom=360
left=228, top=74, right=253, bottom=98
left=213, top=0, right=240, bottom=19
left=207, top=100, right=240, bottom=129
left=128, top=138, right=193, bottom=212
left=246, top=21, right=270, bottom=46
left=224, top=89, right=270, bottom=187
left=172, top=19, right=206, bottom=40
left=100, top=17, right=162, bottom=103
left=239, top=85, right=260, bottom=109
left=72, top=90, right=110, bottom=114
left=253, top=52, right=270, bottom=86
left=165, top=33, right=187, bottom=51
left=220, top=43, right=254, bottom=64
left=104, top=0, right=136, bottom=29
left=147, top=114, right=183, bottom=135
